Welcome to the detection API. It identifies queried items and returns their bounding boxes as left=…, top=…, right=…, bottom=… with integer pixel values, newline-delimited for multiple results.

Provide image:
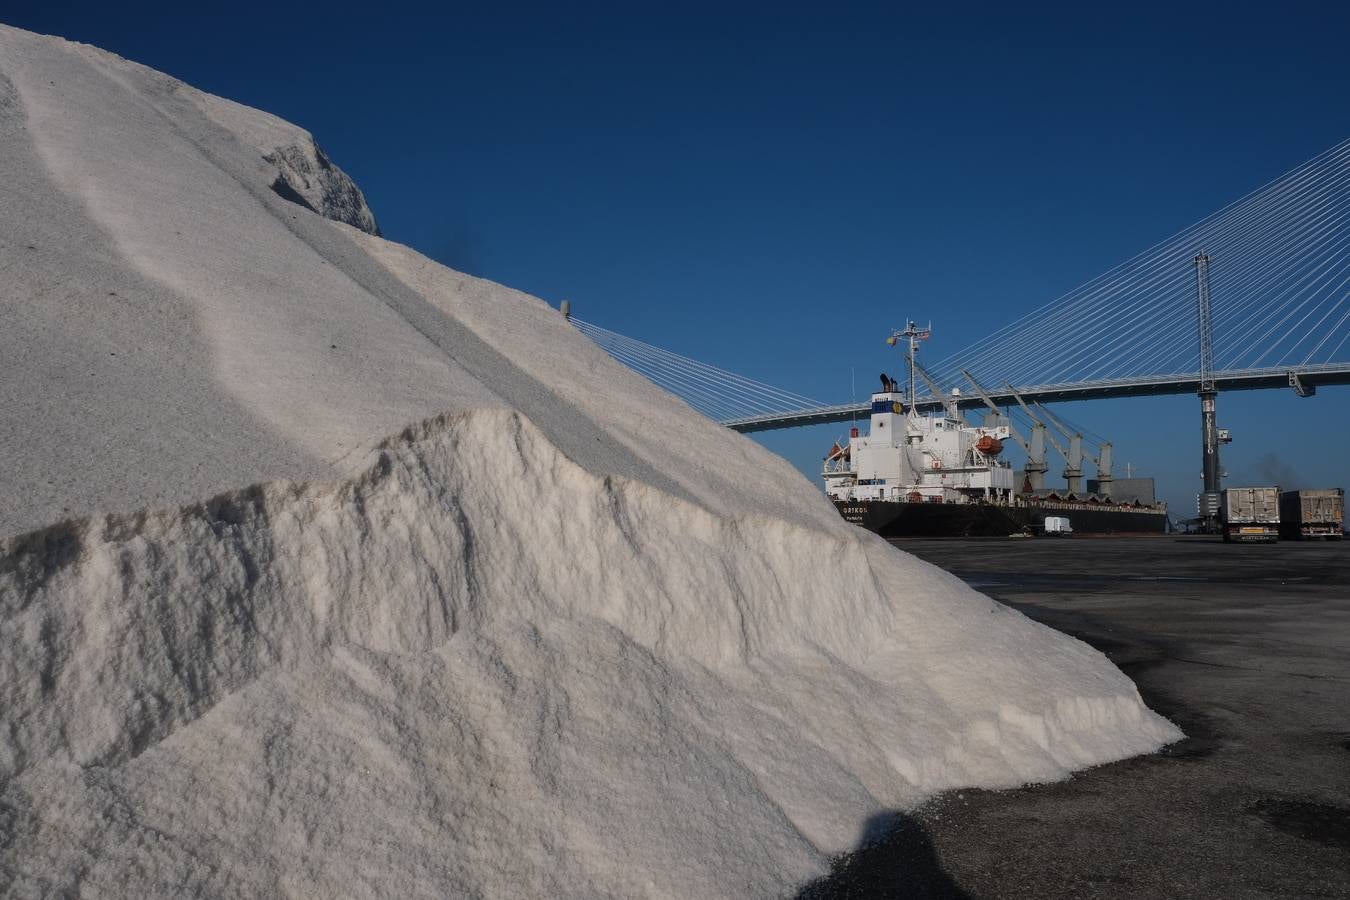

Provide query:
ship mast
left=887, top=320, right=932, bottom=416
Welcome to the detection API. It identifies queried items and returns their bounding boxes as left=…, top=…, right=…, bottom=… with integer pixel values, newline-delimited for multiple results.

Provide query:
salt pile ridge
left=0, top=25, right=1181, bottom=898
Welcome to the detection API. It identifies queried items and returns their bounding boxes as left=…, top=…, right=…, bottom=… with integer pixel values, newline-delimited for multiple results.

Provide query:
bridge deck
left=722, top=364, right=1350, bottom=433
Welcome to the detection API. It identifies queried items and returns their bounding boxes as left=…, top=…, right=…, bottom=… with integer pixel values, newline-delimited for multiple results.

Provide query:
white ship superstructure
left=823, top=390, right=1014, bottom=504
left=823, top=321, right=1014, bottom=506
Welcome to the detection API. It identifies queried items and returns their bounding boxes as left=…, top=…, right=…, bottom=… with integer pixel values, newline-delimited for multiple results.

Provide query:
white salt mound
left=0, top=24, right=1182, bottom=898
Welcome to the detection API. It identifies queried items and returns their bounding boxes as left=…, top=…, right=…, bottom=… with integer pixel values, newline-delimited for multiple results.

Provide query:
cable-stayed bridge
left=571, top=138, right=1350, bottom=434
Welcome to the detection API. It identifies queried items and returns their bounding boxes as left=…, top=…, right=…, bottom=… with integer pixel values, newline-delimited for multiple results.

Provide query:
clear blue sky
left=9, top=2, right=1349, bottom=513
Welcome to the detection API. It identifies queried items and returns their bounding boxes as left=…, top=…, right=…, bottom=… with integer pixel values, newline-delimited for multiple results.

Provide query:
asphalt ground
left=798, top=536, right=1350, bottom=899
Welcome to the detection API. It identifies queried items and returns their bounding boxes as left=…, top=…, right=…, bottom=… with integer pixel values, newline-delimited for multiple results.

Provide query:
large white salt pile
left=0, top=24, right=1181, bottom=898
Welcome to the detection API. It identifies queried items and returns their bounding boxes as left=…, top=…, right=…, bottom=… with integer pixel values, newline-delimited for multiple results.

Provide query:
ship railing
left=822, top=457, right=852, bottom=475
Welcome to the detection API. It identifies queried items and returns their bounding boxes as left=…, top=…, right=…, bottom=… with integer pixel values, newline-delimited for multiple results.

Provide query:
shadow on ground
left=796, top=812, right=971, bottom=899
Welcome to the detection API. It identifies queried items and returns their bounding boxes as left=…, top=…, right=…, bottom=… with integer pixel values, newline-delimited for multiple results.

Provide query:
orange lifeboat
left=975, top=435, right=1004, bottom=455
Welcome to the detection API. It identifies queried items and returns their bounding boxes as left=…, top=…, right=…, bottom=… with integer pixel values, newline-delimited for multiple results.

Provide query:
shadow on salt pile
left=795, top=812, right=970, bottom=899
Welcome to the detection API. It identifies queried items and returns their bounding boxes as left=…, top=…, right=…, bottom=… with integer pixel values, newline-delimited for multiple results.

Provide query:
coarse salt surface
left=0, top=24, right=1181, bottom=899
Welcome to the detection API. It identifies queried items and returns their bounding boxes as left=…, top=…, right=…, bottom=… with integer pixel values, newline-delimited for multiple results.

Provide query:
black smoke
left=1256, top=452, right=1302, bottom=490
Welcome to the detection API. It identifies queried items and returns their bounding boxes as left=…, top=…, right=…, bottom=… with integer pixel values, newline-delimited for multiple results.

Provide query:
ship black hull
left=834, top=499, right=1167, bottom=537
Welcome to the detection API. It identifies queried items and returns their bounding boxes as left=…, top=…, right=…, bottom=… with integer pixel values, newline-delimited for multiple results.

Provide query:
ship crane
left=911, top=359, right=963, bottom=423
left=960, top=370, right=1049, bottom=491
left=910, top=361, right=1016, bottom=465
left=1001, top=387, right=1109, bottom=495
left=958, top=372, right=1111, bottom=495
left=1000, top=392, right=1082, bottom=492
left=1033, top=402, right=1113, bottom=498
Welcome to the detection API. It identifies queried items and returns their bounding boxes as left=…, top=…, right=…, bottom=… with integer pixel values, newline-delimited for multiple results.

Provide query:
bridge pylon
left=1195, top=252, right=1224, bottom=532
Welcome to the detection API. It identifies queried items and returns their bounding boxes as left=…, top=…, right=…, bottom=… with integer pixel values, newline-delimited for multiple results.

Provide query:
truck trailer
left=1221, top=487, right=1280, bottom=543
left=1279, top=489, right=1345, bottom=540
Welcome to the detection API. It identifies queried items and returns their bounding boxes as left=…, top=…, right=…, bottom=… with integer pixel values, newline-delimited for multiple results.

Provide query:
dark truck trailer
left=1221, top=487, right=1280, bottom=543
left=1279, top=489, right=1345, bottom=540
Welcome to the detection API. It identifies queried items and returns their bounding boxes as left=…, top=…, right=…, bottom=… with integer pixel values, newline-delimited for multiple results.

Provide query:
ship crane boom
left=960, top=369, right=1030, bottom=453
left=1004, top=386, right=1092, bottom=493
left=961, top=370, right=1093, bottom=494
left=1005, top=385, right=1068, bottom=455
left=912, top=360, right=964, bottom=424
left=1033, top=402, right=1113, bottom=493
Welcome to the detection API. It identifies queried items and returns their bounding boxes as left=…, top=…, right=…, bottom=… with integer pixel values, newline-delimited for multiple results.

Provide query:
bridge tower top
left=1195, top=252, right=1215, bottom=395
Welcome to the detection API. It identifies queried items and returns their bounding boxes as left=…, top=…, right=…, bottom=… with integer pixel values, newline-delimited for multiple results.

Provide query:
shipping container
left=1279, top=489, right=1345, bottom=540
left=1221, top=487, right=1280, bottom=543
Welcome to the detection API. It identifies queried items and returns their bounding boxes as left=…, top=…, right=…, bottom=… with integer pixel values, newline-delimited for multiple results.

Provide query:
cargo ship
left=823, top=323, right=1168, bottom=537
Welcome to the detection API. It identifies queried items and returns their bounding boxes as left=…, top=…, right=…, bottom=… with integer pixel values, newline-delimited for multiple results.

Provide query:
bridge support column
left=1199, top=389, right=1222, bottom=528
left=1195, top=252, right=1223, bottom=533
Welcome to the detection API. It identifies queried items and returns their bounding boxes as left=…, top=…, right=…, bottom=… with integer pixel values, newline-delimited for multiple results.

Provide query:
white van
left=1043, top=516, right=1073, bottom=536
